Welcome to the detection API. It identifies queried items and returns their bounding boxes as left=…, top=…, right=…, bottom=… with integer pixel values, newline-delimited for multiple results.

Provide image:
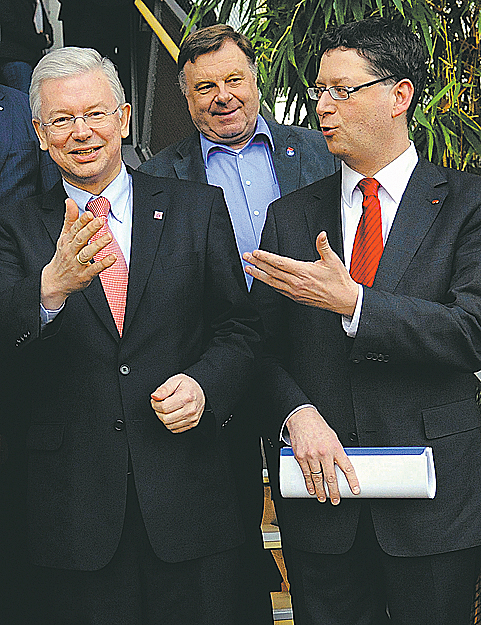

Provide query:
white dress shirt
left=281, top=142, right=419, bottom=441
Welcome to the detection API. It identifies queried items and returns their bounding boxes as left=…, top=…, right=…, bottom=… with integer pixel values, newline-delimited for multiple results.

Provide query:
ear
left=391, top=79, right=415, bottom=119
left=32, top=118, right=49, bottom=151
left=119, top=103, right=132, bottom=140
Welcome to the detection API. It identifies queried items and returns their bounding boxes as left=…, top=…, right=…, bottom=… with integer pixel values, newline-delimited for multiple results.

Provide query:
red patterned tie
left=350, top=178, right=384, bottom=287
left=87, top=196, right=128, bottom=336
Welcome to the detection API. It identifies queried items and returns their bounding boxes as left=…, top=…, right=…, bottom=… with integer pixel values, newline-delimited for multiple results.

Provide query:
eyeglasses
left=40, top=104, right=125, bottom=134
left=307, top=75, right=397, bottom=101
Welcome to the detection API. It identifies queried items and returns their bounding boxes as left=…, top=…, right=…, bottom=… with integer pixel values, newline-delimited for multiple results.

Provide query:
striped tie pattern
left=87, top=196, right=128, bottom=336
left=350, top=178, right=383, bottom=287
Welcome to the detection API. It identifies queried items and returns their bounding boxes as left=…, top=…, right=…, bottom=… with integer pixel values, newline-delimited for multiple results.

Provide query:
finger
left=315, top=231, right=332, bottom=261
left=151, top=375, right=183, bottom=404
left=77, top=231, right=113, bottom=263
left=247, top=249, right=301, bottom=277
left=297, top=458, right=321, bottom=499
left=61, top=198, right=80, bottom=235
left=88, top=254, right=117, bottom=276
left=336, top=455, right=360, bottom=497
left=310, top=468, right=328, bottom=503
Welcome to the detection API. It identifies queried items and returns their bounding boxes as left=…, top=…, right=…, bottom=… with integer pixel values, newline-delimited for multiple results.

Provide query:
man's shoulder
left=131, top=166, right=219, bottom=196
left=138, top=134, right=200, bottom=177
left=412, top=157, right=481, bottom=194
left=270, top=169, right=341, bottom=211
left=267, top=118, right=329, bottom=148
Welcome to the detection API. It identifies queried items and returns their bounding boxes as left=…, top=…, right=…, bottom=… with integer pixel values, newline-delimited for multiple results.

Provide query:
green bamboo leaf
left=425, top=80, right=456, bottom=112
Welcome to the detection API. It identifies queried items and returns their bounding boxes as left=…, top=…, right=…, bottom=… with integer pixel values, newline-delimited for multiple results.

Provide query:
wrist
left=41, top=265, right=67, bottom=310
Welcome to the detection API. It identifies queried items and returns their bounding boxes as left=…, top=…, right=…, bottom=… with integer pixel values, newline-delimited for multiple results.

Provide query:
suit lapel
left=307, top=172, right=344, bottom=263
left=173, top=135, right=207, bottom=183
left=374, top=159, right=448, bottom=292
left=0, top=90, right=11, bottom=174
left=269, top=122, right=301, bottom=196
left=122, top=170, right=166, bottom=334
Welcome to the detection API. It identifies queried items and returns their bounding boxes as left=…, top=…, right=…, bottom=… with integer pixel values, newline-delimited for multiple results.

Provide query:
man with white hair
left=0, top=46, right=262, bottom=624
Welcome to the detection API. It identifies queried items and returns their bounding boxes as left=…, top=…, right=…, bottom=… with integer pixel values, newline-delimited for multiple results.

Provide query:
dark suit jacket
left=0, top=169, right=262, bottom=571
left=253, top=158, right=481, bottom=558
left=0, top=84, right=59, bottom=204
left=139, top=118, right=338, bottom=196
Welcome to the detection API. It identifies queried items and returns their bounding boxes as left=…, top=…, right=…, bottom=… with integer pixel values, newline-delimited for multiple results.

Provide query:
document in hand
left=280, top=447, right=436, bottom=499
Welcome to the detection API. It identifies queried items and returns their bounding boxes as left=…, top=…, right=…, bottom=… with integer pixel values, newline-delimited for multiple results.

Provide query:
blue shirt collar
left=62, top=163, right=130, bottom=223
left=200, top=115, right=275, bottom=166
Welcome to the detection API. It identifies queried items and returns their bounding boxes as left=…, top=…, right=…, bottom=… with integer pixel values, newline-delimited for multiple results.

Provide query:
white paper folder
left=280, top=447, right=436, bottom=499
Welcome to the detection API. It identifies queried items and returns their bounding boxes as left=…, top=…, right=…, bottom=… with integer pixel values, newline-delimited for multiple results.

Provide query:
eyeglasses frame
left=39, top=104, right=125, bottom=133
left=307, top=75, right=398, bottom=101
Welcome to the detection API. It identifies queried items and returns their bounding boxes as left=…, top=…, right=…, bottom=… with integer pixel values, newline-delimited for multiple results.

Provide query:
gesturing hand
left=41, top=198, right=118, bottom=310
left=151, top=374, right=206, bottom=434
left=287, top=406, right=360, bottom=504
left=244, top=231, right=359, bottom=317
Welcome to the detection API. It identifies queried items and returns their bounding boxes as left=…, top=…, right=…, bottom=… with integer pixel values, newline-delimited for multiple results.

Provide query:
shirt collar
left=342, top=142, right=419, bottom=207
left=200, top=115, right=275, bottom=165
left=62, top=163, right=130, bottom=223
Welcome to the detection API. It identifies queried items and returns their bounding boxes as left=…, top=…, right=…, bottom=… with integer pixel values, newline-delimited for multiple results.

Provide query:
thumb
left=63, top=198, right=79, bottom=233
left=316, top=231, right=332, bottom=260
left=151, top=374, right=182, bottom=402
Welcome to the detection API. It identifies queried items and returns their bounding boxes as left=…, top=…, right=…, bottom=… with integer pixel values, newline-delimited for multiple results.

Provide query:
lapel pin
left=0, top=107, right=3, bottom=111
left=153, top=211, right=163, bottom=220
left=286, top=146, right=295, bottom=157
left=431, top=199, right=440, bottom=205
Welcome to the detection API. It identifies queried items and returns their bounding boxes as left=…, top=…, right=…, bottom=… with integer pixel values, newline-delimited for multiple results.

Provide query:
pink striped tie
left=87, top=196, right=128, bottom=336
left=350, top=178, right=384, bottom=287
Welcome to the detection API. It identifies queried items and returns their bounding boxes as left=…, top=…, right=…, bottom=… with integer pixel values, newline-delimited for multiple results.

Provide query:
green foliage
left=186, top=0, right=480, bottom=173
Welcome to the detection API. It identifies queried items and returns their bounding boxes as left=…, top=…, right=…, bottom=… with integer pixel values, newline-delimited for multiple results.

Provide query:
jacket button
left=349, top=432, right=358, bottom=442
left=114, top=419, right=125, bottom=431
left=119, top=364, right=130, bottom=375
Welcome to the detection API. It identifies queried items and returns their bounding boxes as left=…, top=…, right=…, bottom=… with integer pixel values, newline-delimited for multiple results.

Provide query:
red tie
left=350, top=178, right=383, bottom=287
left=87, top=196, right=128, bottom=336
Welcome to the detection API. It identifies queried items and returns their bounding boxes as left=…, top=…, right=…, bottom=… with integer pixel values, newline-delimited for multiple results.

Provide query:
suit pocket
left=26, top=423, right=65, bottom=451
left=422, top=398, right=480, bottom=439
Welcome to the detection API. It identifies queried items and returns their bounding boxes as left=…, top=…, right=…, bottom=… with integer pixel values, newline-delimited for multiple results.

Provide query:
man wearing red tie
left=244, top=17, right=481, bottom=625
left=0, top=46, right=262, bottom=624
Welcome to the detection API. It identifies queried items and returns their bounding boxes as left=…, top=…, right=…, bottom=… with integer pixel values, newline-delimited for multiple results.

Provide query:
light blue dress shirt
left=200, top=115, right=281, bottom=289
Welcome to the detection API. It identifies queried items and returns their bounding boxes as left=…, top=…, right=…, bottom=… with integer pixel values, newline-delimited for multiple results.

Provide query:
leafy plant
left=186, top=0, right=480, bottom=173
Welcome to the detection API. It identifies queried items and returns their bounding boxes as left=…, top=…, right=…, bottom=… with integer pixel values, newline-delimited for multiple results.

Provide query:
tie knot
left=87, top=196, right=111, bottom=219
left=358, top=178, right=380, bottom=198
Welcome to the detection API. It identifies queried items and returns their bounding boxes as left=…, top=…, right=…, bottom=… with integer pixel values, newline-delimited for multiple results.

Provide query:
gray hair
left=178, top=59, right=257, bottom=96
left=30, top=47, right=125, bottom=119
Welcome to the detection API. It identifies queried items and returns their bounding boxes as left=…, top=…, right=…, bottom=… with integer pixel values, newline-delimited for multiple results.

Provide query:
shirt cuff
left=40, top=302, right=65, bottom=327
left=279, top=404, right=316, bottom=445
left=342, top=284, right=363, bottom=338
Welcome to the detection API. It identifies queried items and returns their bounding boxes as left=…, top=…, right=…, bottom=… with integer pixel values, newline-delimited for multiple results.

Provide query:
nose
left=214, top=82, right=232, bottom=104
left=316, top=89, right=336, bottom=119
left=71, top=116, right=93, bottom=139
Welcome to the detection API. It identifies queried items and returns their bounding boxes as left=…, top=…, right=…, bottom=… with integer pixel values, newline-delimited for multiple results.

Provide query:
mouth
left=212, top=108, right=239, bottom=118
left=70, top=146, right=101, bottom=155
left=320, top=126, right=337, bottom=137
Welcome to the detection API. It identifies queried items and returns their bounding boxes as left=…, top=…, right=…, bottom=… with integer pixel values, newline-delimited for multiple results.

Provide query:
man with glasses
left=0, top=46, right=262, bottom=624
left=245, top=17, right=481, bottom=625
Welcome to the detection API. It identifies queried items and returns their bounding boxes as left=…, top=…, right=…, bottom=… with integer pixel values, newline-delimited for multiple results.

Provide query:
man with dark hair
left=245, top=17, right=481, bottom=625
left=140, top=24, right=338, bottom=622
left=140, top=24, right=337, bottom=284
left=0, top=46, right=262, bottom=624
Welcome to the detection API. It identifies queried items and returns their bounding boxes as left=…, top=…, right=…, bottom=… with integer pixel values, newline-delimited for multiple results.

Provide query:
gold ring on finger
left=76, top=252, right=90, bottom=266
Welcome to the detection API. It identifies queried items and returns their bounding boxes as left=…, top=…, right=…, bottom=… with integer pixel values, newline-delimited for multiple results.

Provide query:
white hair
left=30, top=47, right=125, bottom=119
